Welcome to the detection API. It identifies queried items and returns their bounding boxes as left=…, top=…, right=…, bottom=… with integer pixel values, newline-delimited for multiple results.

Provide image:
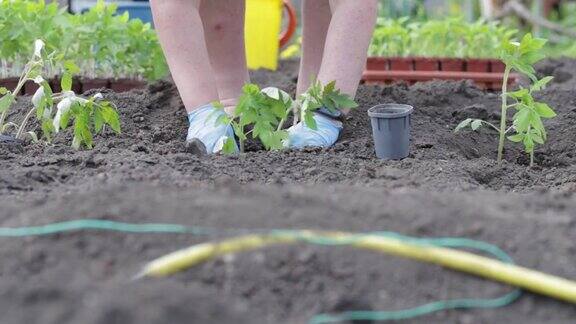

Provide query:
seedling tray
left=364, top=57, right=518, bottom=90
left=0, top=77, right=146, bottom=95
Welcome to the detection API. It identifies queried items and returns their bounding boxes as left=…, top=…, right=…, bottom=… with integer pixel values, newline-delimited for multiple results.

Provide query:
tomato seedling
left=296, top=80, right=358, bottom=129
left=456, top=34, right=556, bottom=167
left=214, top=81, right=357, bottom=154
left=0, top=39, right=121, bottom=149
left=213, top=84, right=292, bottom=153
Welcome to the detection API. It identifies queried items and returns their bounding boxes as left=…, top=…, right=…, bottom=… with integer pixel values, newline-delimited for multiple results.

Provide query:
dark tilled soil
left=1, top=59, right=576, bottom=323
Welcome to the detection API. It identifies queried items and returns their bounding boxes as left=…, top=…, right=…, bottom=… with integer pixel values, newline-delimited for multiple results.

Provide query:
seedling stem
left=497, top=67, right=511, bottom=163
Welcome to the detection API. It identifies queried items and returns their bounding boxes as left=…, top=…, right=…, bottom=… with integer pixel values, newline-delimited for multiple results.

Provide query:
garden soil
left=1, top=59, right=576, bottom=323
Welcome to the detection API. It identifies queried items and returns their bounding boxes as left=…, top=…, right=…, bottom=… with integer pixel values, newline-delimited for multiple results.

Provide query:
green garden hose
left=0, top=219, right=540, bottom=323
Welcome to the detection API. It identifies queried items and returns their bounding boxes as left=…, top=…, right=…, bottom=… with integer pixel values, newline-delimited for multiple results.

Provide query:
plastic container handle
left=279, top=0, right=297, bottom=48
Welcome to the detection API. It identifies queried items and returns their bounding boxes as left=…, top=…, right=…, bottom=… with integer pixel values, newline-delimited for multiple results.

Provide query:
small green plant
left=215, top=81, right=357, bottom=154
left=213, top=84, right=292, bottom=153
left=455, top=34, right=556, bottom=167
left=0, top=39, right=121, bottom=149
left=296, top=80, right=358, bottom=128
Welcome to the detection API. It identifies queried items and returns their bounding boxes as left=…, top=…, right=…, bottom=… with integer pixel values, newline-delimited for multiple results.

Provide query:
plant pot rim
left=368, top=104, right=414, bottom=119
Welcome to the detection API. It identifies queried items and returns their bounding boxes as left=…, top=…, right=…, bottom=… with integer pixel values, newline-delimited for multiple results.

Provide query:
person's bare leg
left=150, top=0, right=218, bottom=112
left=297, top=0, right=332, bottom=96
left=200, top=0, right=249, bottom=111
left=318, top=0, right=377, bottom=99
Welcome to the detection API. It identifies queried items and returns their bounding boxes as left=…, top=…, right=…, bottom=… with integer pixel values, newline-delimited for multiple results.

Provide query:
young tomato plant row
left=0, top=40, right=121, bottom=149
left=456, top=34, right=556, bottom=167
left=214, top=81, right=357, bottom=154
left=369, top=17, right=517, bottom=58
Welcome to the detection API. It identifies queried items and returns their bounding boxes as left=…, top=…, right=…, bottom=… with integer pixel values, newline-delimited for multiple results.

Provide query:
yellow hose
left=137, top=231, right=576, bottom=304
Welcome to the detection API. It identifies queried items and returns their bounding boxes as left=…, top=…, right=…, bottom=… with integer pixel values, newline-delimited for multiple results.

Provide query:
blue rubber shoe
left=285, top=112, right=343, bottom=149
left=186, top=104, right=238, bottom=155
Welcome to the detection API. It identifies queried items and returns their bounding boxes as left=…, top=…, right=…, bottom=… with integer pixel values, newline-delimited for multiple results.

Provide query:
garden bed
left=363, top=57, right=518, bottom=90
left=1, top=59, right=576, bottom=323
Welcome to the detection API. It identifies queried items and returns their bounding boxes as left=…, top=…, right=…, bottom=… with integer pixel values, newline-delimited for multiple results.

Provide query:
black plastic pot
left=368, top=104, right=413, bottom=160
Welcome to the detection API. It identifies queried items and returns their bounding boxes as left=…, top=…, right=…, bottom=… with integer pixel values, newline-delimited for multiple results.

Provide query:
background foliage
left=0, top=0, right=168, bottom=80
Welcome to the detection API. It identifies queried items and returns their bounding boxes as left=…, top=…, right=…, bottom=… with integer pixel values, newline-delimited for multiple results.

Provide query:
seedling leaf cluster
left=456, top=34, right=556, bottom=167
left=0, top=40, right=121, bottom=149
left=215, top=81, right=357, bottom=154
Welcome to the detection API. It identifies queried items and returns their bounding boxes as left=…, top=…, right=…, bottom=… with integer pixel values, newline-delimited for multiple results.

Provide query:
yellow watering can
left=245, top=0, right=297, bottom=70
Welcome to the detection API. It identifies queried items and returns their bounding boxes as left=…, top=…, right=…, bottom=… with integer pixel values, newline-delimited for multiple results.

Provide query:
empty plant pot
left=414, top=57, right=439, bottom=71
left=366, top=57, right=389, bottom=71
left=466, top=59, right=490, bottom=72
left=388, top=57, right=414, bottom=71
left=440, top=58, right=464, bottom=71
left=490, top=60, right=506, bottom=73
left=368, top=104, right=413, bottom=160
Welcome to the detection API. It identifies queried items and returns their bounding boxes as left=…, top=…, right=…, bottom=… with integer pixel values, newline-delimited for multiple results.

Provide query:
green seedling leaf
left=222, top=137, right=237, bottom=155
left=73, top=109, right=93, bottom=149
left=304, top=112, right=317, bottom=130
left=101, top=103, right=121, bottom=133
left=64, top=60, right=80, bottom=74
left=523, top=134, right=534, bottom=153
left=454, top=118, right=472, bottom=132
left=0, top=94, right=15, bottom=113
left=0, top=87, right=7, bottom=95
left=531, top=130, right=544, bottom=145
left=513, top=109, right=531, bottom=132
left=60, top=108, right=72, bottom=130
left=471, top=119, right=483, bottom=131
left=61, top=72, right=72, bottom=92
left=215, top=113, right=231, bottom=127
left=508, top=88, right=529, bottom=99
left=321, top=81, right=358, bottom=111
left=94, top=108, right=104, bottom=133
left=41, top=119, right=55, bottom=142
left=507, top=133, right=524, bottom=142
left=534, top=103, right=556, bottom=118
left=531, top=76, right=553, bottom=92
left=230, top=123, right=245, bottom=141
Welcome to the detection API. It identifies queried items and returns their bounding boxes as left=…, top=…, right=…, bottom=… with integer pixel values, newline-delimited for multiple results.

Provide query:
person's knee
left=204, top=17, right=234, bottom=35
left=202, top=6, right=244, bottom=34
